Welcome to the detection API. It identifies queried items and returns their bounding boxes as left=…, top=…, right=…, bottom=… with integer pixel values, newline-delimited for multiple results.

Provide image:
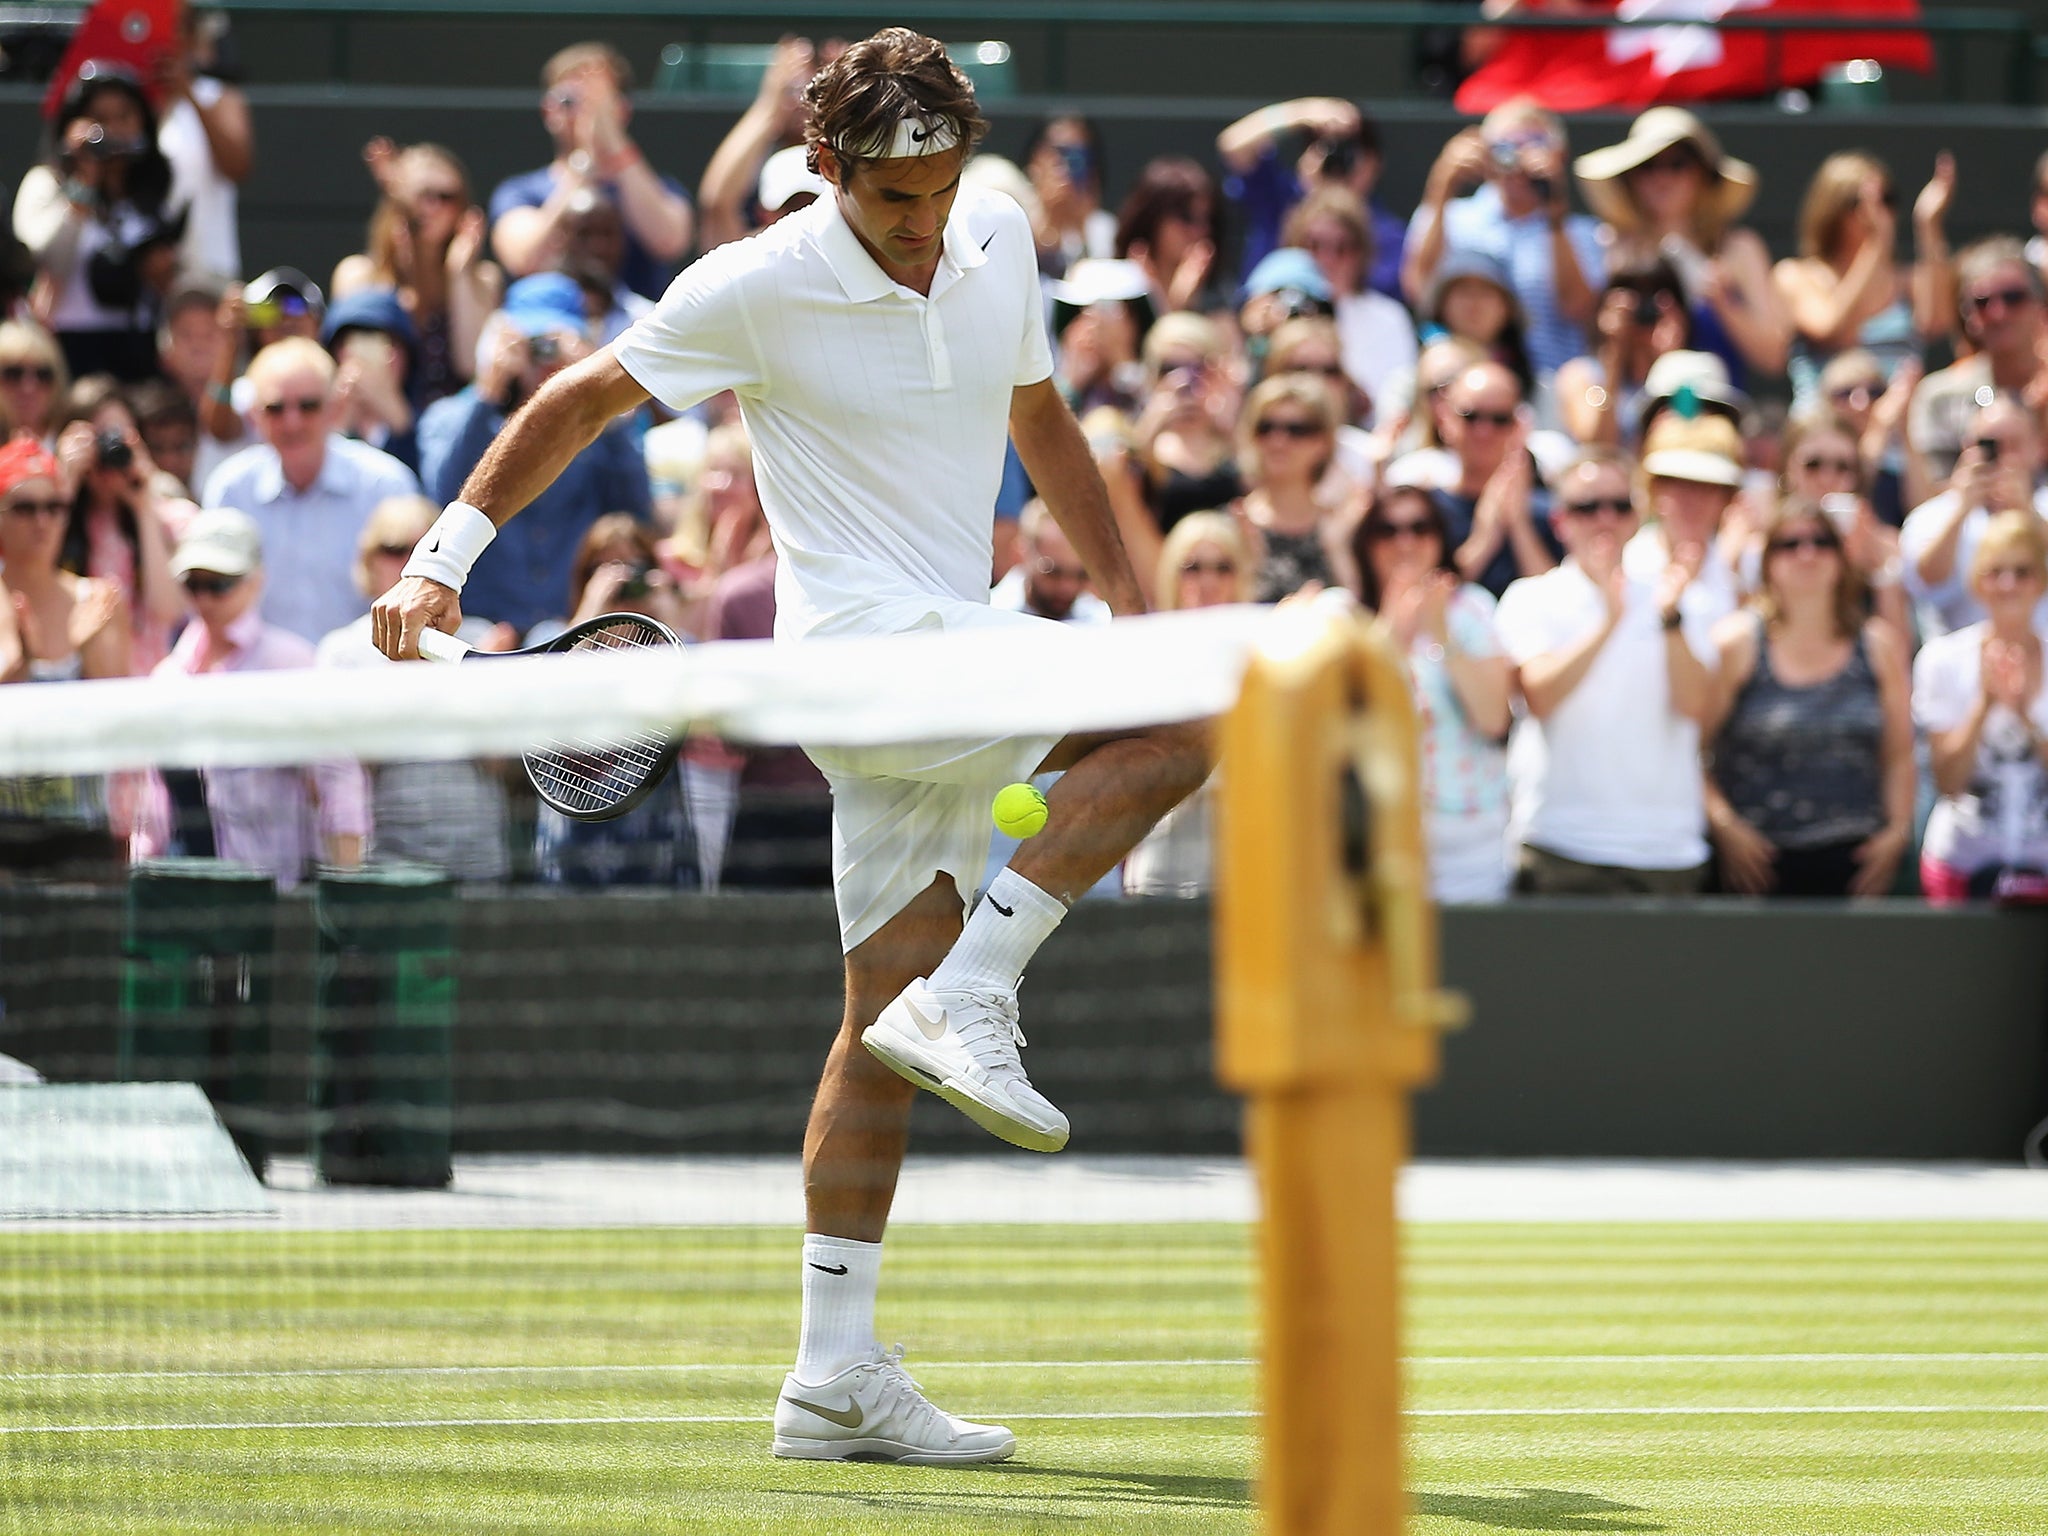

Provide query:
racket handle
left=416, top=628, right=471, bottom=663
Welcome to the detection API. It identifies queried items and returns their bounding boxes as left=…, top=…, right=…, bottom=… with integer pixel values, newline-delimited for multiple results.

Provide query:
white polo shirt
left=614, top=185, right=1053, bottom=640
left=1495, top=561, right=1717, bottom=870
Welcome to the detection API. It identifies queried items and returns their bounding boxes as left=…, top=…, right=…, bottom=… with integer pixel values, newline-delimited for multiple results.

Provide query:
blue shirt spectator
left=1215, top=98, right=1407, bottom=298
left=1409, top=184, right=1604, bottom=380
left=418, top=275, right=651, bottom=634
left=1226, top=151, right=1407, bottom=301
left=202, top=338, right=420, bottom=642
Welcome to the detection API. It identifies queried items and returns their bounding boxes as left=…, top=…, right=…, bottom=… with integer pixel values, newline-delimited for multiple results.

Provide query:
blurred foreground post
left=1216, top=605, right=1467, bottom=1535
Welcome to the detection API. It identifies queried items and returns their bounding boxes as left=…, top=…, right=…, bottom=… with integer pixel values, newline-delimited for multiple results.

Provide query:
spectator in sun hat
left=418, top=272, right=650, bottom=635
left=1625, top=409, right=1748, bottom=629
left=153, top=506, right=369, bottom=889
left=1638, top=348, right=1751, bottom=442
left=1573, top=106, right=1789, bottom=387
left=321, top=287, right=421, bottom=473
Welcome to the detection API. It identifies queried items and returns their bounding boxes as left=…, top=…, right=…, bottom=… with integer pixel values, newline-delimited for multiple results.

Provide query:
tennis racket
left=417, top=613, right=683, bottom=823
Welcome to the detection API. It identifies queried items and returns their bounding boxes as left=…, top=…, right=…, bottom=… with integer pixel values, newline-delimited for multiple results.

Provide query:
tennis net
left=0, top=602, right=1358, bottom=1533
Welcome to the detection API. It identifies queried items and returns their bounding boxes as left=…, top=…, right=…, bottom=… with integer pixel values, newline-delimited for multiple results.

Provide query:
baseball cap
left=757, top=145, right=827, bottom=213
left=500, top=273, right=588, bottom=338
left=1049, top=258, right=1151, bottom=309
left=1642, top=350, right=1751, bottom=418
left=320, top=287, right=419, bottom=352
left=171, top=508, right=263, bottom=579
left=1238, top=247, right=1334, bottom=308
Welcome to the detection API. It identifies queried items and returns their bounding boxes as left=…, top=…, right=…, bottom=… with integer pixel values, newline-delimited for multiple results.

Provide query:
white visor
left=839, top=114, right=961, bottom=161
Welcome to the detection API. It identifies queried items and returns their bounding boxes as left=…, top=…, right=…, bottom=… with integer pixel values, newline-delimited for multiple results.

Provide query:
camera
left=1633, top=291, right=1664, bottom=328
left=1978, top=435, right=2002, bottom=465
left=1317, top=136, right=1358, bottom=179
left=66, top=125, right=145, bottom=167
left=1489, top=140, right=1521, bottom=175
left=95, top=429, right=132, bottom=472
left=1056, top=143, right=1091, bottom=186
left=616, top=561, right=655, bottom=600
left=529, top=334, right=561, bottom=366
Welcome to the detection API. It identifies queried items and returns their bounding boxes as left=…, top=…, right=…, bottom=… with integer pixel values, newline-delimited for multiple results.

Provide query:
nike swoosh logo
left=788, top=1395, right=863, bottom=1429
left=424, top=535, right=440, bottom=553
left=986, top=897, right=1014, bottom=918
left=910, top=125, right=930, bottom=143
left=980, top=232, right=995, bottom=251
left=809, top=1262, right=849, bottom=1276
left=905, top=997, right=950, bottom=1042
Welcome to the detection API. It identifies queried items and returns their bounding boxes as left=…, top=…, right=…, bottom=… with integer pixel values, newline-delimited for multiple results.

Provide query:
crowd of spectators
left=5, top=28, right=2048, bottom=907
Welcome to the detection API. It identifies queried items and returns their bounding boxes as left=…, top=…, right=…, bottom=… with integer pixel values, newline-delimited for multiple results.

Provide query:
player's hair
left=803, top=29, right=987, bottom=181
left=1970, top=508, right=2048, bottom=590
left=542, top=42, right=633, bottom=94
left=247, top=337, right=337, bottom=396
left=1155, top=510, right=1255, bottom=611
left=1755, top=496, right=1865, bottom=640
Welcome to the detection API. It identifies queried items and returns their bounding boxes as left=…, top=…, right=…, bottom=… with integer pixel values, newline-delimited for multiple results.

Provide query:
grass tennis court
left=5, top=1222, right=2046, bottom=1534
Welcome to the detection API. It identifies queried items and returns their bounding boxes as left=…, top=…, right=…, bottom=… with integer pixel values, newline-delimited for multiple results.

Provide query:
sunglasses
left=1797, top=455, right=1858, bottom=476
left=4, top=497, right=67, bottom=518
left=373, top=543, right=414, bottom=559
left=1180, top=558, right=1237, bottom=577
left=414, top=188, right=464, bottom=207
left=1562, top=496, right=1634, bottom=518
left=1767, top=532, right=1841, bottom=555
left=1634, top=149, right=1702, bottom=177
left=0, top=363, right=56, bottom=386
left=1031, top=557, right=1087, bottom=582
left=182, top=572, right=243, bottom=597
left=260, top=396, right=326, bottom=418
left=1828, top=382, right=1881, bottom=405
left=1969, top=287, right=2035, bottom=314
left=1256, top=418, right=1322, bottom=439
left=1456, top=407, right=1516, bottom=428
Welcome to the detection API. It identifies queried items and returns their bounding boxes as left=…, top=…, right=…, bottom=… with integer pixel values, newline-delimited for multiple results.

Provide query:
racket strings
left=527, top=619, right=680, bottom=818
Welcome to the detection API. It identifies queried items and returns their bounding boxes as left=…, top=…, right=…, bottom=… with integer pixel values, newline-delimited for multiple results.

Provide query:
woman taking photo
left=332, top=139, right=502, bottom=408
left=1705, top=498, right=1913, bottom=897
left=1355, top=484, right=1512, bottom=901
left=12, top=63, right=186, bottom=382
left=54, top=376, right=184, bottom=671
left=1574, top=107, right=1790, bottom=385
left=1914, top=512, right=2048, bottom=903
left=1773, top=149, right=1955, bottom=416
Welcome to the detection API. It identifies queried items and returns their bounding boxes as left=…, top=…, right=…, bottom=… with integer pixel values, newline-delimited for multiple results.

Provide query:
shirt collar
left=816, top=190, right=985, bottom=305
left=170, top=606, right=267, bottom=673
left=252, top=437, right=341, bottom=501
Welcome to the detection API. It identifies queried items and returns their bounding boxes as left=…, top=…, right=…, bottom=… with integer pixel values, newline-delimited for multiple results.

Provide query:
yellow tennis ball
left=992, top=782, right=1049, bottom=839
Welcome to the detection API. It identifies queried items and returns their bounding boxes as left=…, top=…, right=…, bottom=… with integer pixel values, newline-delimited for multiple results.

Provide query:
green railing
left=204, top=0, right=2037, bottom=103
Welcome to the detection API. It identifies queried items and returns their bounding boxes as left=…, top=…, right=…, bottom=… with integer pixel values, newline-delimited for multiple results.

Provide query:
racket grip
left=416, top=628, right=472, bottom=663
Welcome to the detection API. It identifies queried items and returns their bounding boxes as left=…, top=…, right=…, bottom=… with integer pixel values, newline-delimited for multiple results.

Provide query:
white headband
left=839, top=114, right=961, bottom=161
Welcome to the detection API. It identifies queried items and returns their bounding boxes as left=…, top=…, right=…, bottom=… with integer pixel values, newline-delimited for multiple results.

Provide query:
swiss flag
left=1455, top=0, right=1933, bottom=114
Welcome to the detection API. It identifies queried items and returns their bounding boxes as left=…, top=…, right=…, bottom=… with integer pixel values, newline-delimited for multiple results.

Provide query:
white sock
left=928, top=866, right=1067, bottom=995
left=794, top=1234, right=883, bottom=1384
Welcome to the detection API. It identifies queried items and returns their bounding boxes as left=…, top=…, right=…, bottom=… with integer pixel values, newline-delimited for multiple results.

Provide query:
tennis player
left=373, top=30, right=1209, bottom=1465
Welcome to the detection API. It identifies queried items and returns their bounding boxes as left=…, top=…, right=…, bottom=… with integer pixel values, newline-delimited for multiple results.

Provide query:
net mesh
left=0, top=608, right=1270, bottom=1530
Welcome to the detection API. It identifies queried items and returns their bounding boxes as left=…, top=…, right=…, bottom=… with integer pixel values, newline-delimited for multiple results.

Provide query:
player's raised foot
left=862, top=979, right=1069, bottom=1152
left=772, top=1344, right=1016, bottom=1464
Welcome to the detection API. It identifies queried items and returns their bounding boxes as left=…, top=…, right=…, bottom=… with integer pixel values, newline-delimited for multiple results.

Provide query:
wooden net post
left=1214, top=605, right=1468, bottom=1536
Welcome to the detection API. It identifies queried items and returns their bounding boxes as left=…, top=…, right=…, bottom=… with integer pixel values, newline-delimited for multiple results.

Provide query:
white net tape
left=0, top=605, right=1291, bottom=775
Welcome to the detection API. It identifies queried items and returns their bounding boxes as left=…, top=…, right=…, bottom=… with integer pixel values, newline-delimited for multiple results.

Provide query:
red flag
left=1455, top=0, right=1933, bottom=114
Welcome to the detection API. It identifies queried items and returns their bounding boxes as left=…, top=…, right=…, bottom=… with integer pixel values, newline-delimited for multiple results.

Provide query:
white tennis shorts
left=802, top=599, right=1064, bottom=953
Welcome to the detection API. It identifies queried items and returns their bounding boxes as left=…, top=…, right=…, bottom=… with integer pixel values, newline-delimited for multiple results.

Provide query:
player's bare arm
left=1008, top=377, right=1148, bottom=616
left=371, top=349, right=651, bottom=661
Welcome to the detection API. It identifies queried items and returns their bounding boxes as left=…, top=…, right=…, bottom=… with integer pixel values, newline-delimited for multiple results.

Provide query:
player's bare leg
left=777, top=875, right=1013, bottom=1464
left=862, top=719, right=1212, bottom=1151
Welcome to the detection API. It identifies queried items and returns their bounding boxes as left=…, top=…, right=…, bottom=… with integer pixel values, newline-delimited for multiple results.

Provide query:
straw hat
left=1572, top=108, right=1757, bottom=235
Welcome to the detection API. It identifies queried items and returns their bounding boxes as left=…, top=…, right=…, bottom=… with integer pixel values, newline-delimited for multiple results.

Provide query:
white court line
left=8, top=1405, right=2048, bottom=1437
left=12, top=1352, right=2047, bottom=1384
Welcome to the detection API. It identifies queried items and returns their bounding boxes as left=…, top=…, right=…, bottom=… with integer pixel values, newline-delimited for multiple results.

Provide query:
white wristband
left=402, top=502, right=497, bottom=592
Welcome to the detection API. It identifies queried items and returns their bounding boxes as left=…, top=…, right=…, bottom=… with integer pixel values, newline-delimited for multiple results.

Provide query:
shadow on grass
left=776, top=1461, right=1250, bottom=1519
left=1416, top=1487, right=1665, bottom=1531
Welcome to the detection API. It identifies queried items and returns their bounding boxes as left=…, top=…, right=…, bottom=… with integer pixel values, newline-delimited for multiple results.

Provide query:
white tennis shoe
left=772, top=1344, right=1016, bottom=1464
left=862, top=980, right=1070, bottom=1152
